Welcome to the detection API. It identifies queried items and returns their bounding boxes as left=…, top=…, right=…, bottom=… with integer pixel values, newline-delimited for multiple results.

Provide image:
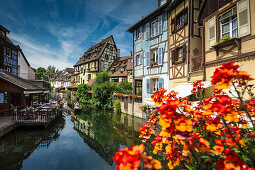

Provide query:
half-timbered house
left=127, top=0, right=171, bottom=104
left=167, top=0, right=205, bottom=98
left=198, top=0, right=255, bottom=97
left=74, top=35, right=118, bottom=85
left=108, top=52, right=133, bottom=83
left=0, top=25, right=19, bottom=76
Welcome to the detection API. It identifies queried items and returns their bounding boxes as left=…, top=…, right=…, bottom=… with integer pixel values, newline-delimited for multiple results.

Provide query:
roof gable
left=74, top=35, right=116, bottom=66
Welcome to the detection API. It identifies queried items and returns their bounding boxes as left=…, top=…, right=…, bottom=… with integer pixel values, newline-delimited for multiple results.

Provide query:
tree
left=36, top=67, right=46, bottom=80
left=76, top=84, right=91, bottom=104
left=47, top=65, right=56, bottom=73
left=92, top=71, right=115, bottom=110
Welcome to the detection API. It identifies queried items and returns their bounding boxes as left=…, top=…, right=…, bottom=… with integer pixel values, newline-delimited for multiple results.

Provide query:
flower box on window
left=213, top=38, right=241, bottom=56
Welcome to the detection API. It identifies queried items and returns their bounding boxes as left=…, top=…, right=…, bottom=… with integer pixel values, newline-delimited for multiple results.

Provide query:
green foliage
left=43, top=81, right=53, bottom=92
left=76, top=84, right=91, bottom=105
left=141, top=104, right=149, bottom=111
left=92, top=81, right=115, bottom=110
left=95, top=71, right=111, bottom=84
left=116, top=80, right=133, bottom=94
left=113, top=100, right=121, bottom=113
left=64, top=90, right=72, bottom=108
left=47, top=65, right=56, bottom=73
left=36, top=67, right=46, bottom=80
left=138, top=88, right=142, bottom=96
left=219, top=35, right=232, bottom=44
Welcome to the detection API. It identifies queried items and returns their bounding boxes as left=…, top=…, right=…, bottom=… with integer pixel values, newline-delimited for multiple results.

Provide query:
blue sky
left=0, top=0, right=157, bottom=70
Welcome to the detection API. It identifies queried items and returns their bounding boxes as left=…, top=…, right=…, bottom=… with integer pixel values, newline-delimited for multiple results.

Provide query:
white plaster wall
left=18, top=51, right=29, bottom=79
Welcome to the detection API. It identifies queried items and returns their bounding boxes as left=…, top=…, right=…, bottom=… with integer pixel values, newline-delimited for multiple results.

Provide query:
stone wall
left=120, top=101, right=146, bottom=119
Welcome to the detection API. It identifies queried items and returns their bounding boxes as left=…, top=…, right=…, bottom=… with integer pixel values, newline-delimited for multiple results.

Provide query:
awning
left=24, top=91, right=44, bottom=94
left=169, top=81, right=212, bottom=98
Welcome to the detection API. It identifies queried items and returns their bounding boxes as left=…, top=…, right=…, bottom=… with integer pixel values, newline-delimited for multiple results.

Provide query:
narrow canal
left=0, top=111, right=147, bottom=170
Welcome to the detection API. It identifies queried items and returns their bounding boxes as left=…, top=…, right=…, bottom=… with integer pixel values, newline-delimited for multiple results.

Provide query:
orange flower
left=174, top=115, right=193, bottom=133
left=197, top=138, right=210, bottom=153
left=212, top=145, right=224, bottom=155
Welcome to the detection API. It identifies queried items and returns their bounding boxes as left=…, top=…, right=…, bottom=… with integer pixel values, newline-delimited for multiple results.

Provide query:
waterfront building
left=127, top=0, right=171, bottom=105
left=0, top=70, right=47, bottom=115
left=0, top=25, right=19, bottom=75
left=197, top=0, right=255, bottom=97
left=49, top=68, right=74, bottom=91
left=17, top=47, right=35, bottom=80
left=108, top=51, right=133, bottom=83
left=74, top=35, right=118, bottom=85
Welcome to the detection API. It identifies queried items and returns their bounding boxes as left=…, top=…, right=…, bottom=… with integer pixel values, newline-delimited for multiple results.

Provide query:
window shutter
left=146, top=51, right=150, bottom=67
left=139, top=52, right=143, bottom=65
left=183, top=44, right=186, bottom=62
left=145, top=23, right=149, bottom=40
left=172, top=50, right=176, bottom=65
left=208, top=16, right=216, bottom=48
left=146, top=79, right=150, bottom=93
left=134, top=30, right=136, bottom=41
left=158, top=15, right=163, bottom=35
left=134, top=54, right=136, bottom=66
left=158, top=78, right=164, bottom=89
left=158, top=47, right=163, bottom=66
left=156, top=21, right=159, bottom=36
left=237, top=0, right=250, bottom=37
left=140, top=26, right=143, bottom=39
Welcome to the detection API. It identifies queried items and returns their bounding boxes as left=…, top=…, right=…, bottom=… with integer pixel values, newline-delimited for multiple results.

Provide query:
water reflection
left=72, top=111, right=146, bottom=166
left=0, top=111, right=147, bottom=170
left=0, top=117, right=65, bottom=170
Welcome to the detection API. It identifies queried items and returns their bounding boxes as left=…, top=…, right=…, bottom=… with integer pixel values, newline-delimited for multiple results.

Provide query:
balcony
left=191, top=56, right=203, bottom=72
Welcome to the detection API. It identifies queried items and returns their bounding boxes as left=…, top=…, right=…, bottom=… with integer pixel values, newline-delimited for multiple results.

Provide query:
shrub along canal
left=0, top=111, right=147, bottom=170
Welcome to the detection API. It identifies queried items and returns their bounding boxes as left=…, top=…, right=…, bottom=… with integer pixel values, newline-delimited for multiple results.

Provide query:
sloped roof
left=49, top=68, right=74, bottom=82
left=74, top=35, right=114, bottom=66
left=108, top=56, right=132, bottom=77
left=0, top=70, right=45, bottom=91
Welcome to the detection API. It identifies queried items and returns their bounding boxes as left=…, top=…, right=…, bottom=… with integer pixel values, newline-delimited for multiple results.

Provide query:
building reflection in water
left=72, top=111, right=146, bottom=166
left=0, top=116, right=66, bottom=170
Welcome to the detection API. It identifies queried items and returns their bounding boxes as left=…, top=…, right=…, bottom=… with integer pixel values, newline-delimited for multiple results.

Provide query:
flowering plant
left=53, top=103, right=60, bottom=110
left=114, top=62, right=255, bottom=170
left=25, top=106, right=35, bottom=114
left=59, top=98, right=66, bottom=108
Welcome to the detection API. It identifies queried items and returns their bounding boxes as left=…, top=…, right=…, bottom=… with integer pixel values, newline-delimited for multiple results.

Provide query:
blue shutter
left=158, top=47, right=163, bottom=66
left=146, top=79, right=150, bottom=93
left=134, top=30, right=136, bottom=41
left=140, top=52, right=143, bottom=65
left=139, top=26, right=142, bottom=39
left=158, top=78, right=164, bottom=89
left=134, top=54, right=136, bottom=66
left=146, top=51, right=150, bottom=67
left=155, top=21, right=159, bottom=36
left=145, top=23, right=149, bottom=40
left=158, top=15, right=163, bottom=35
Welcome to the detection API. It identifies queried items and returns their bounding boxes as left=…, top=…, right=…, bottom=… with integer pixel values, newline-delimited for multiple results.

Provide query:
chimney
left=117, top=49, right=120, bottom=58
left=129, top=51, right=132, bottom=57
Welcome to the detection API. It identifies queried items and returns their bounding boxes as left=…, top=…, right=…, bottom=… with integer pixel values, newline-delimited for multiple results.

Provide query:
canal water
left=0, top=111, right=147, bottom=170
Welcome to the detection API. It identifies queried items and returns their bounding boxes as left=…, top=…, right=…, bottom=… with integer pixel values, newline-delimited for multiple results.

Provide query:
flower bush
left=25, top=106, right=35, bottom=114
left=114, top=62, right=255, bottom=170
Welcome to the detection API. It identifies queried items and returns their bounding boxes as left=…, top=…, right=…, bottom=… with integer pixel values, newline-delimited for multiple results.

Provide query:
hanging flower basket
left=25, top=106, right=35, bottom=114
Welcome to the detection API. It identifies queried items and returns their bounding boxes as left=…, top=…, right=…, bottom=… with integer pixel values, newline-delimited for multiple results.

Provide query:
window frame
left=150, top=48, right=158, bottom=65
left=151, top=19, right=158, bottom=38
left=172, top=45, right=186, bottom=65
left=219, top=7, right=238, bottom=39
left=171, top=8, right=188, bottom=33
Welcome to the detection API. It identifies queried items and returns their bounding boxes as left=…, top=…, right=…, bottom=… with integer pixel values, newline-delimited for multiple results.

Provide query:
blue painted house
left=127, top=0, right=171, bottom=105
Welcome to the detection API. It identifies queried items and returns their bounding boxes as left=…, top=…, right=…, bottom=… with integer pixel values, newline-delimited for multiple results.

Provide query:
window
left=135, top=80, right=142, bottom=95
left=171, top=8, right=188, bottom=33
left=219, top=8, right=238, bottom=39
left=12, top=68, right=17, bottom=75
left=152, top=79, right=159, bottom=92
left=88, top=74, right=91, bottom=81
left=112, top=77, right=119, bottom=83
left=136, top=27, right=142, bottom=39
left=172, top=45, right=186, bottom=65
left=136, top=55, right=140, bottom=66
left=0, top=92, right=4, bottom=103
left=151, top=19, right=158, bottom=37
left=6, top=47, right=10, bottom=56
left=151, top=48, right=158, bottom=65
